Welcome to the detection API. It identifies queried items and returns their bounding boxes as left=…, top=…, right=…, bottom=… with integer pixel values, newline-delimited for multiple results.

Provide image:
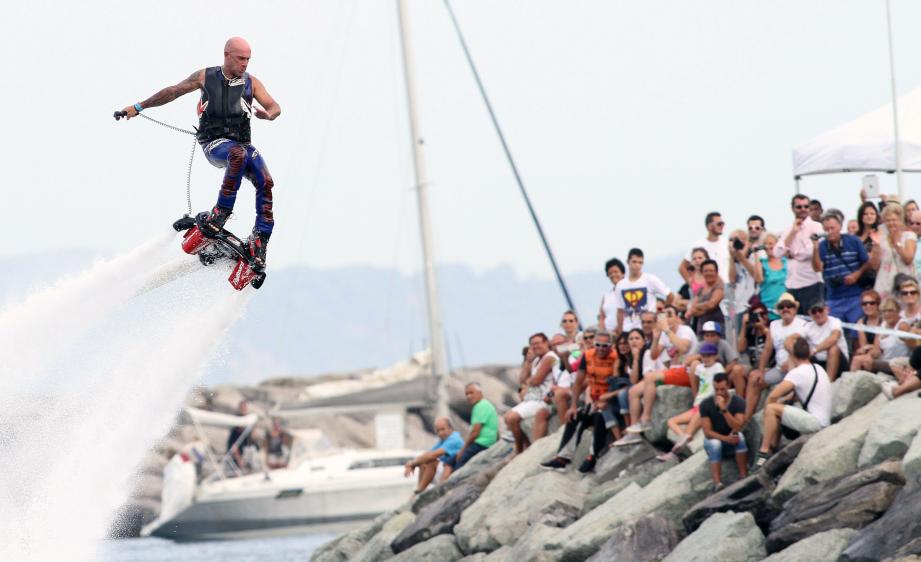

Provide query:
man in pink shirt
left=775, top=194, right=825, bottom=314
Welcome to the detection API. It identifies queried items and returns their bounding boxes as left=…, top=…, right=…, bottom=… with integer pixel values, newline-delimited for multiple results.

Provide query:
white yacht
left=141, top=407, right=417, bottom=541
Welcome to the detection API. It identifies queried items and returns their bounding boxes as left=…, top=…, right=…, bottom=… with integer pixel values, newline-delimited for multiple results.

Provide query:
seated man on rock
left=540, top=330, right=624, bottom=474
left=506, top=333, right=561, bottom=454
left=745, top=292, right=808, bottom=421
left=803, top=300, right=848, bottom=382
left=619, top=306, right=696, bottom=442
left=753, top=336, right=832, bottom=470
left=533, top=333, right=576, bottom=436
left=699, top=372, right=748, bottom=492
left=404, top=417, right=463, bottom=493
left=452, top=382, right=499, bottom=471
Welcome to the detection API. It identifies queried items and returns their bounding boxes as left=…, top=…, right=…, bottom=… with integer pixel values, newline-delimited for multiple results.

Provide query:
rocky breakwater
left=110, top=355, right=522, bottom=538
left=310, top=371, right=921, bottom=561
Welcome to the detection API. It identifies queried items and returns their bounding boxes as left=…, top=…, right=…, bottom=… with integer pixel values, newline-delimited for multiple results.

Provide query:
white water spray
left=0, top=234, right=253, bottom=562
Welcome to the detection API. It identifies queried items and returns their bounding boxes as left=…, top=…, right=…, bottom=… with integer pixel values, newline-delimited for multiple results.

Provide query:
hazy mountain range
left=2, top=250, right=682, bottom=384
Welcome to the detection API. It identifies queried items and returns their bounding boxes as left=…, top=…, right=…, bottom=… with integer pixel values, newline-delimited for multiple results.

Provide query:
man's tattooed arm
left=139, top=70, right=204, bottom=109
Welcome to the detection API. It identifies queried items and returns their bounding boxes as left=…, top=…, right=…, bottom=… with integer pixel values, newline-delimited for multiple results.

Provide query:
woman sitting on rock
left=850, top=296, right=910, bottom=376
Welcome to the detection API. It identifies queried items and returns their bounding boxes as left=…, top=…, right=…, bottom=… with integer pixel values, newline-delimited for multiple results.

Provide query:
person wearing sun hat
left=744, top=292, right=807, bottom=420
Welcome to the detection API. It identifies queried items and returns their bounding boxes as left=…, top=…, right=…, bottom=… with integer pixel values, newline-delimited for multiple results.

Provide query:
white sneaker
left=614, top=434, right=644, bottom=447
left=881, top=381, right=896, bottom=400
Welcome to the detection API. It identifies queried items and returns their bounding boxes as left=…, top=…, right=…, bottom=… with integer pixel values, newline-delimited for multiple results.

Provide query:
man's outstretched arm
left=251, top=76, right=281, bottom=120
left=120, top=70, right=205, bottom=119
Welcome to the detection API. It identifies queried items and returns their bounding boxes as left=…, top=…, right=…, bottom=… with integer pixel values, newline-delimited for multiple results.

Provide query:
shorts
left=780, top=405, right=825, bottom=435
left=703, top=434, right=748, bottom=463
left=511, top=400, right=551, bottom=419
left=660, top=366, right=691, bottom=387
left=764, top=367, right=785, bottom=386
left=601, top=401, right=625, bottom=429
left=444, top=442, right=487, bottom=470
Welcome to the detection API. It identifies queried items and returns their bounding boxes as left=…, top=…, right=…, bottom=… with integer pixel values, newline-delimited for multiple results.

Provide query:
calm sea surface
left=96, top=534, right=337, bottom=562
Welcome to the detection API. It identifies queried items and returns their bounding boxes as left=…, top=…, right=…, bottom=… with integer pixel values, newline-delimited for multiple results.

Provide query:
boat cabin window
left=348, top=457, right=414, bottom=470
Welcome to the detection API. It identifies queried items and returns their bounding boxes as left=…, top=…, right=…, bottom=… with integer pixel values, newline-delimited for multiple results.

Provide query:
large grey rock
left=582, top=453, right=676, bottom=514
left=548, top=450, right=732, bottom=561
left=412, top=441, right=512, bottom=514
left=683, top=471, right=775, bottom=533
left=310, top=510, right=398, bottom=562
left=454, top=430, right=584, bottom=554
left=493, top=523, right=560, bottom=562
left=760, top=434, right=812, bottom=478
left=663, top=511, right=766, bottom=562
left=840, top=478, right=921, bottom=561
left=773, top=395, right=888, bottom=503
left=762, top=528, right=858, bottom=562
left=832, top=371, right=886, bottom=422
left=349, top=511, right=415, bottom=562
left=903, top=430, right=921, bottom=486
left=766, top=458, right=905, bottom=552
left=858, top=393, right=921, bottom=467
left=592, top=439, right=659, bottom=482
left=585, top=514, right=679, bottom=562
left=647, top=386, right=694, bottom=443
left=392, top=478, right=488, bottom=553
left=388, top=535, right=462, bottom=562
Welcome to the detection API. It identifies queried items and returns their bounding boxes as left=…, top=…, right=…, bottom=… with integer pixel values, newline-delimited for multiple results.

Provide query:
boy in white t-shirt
left=615, top=248, right=673, bottom=333
left=656, top=342, right=724, bottom=461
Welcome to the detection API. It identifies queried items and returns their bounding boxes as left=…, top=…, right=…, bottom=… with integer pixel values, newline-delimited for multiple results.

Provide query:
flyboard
left=114, top=110, right=265, bottom=292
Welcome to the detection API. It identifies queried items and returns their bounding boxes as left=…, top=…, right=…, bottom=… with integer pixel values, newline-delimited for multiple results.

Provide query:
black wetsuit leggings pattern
left=558, top=407, right=608, bottom=458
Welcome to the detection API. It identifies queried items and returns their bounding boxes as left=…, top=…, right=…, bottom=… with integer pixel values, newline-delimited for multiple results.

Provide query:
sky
left=5, top=0, right=921, bottom=281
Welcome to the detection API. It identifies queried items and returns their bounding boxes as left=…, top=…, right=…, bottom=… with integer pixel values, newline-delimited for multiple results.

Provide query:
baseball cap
left=701, top=321, right=723, bottom=336
left=700, top=342, right=719, bottom=356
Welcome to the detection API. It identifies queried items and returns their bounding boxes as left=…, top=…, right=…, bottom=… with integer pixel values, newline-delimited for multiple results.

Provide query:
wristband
left=134, top=103, right=143, bottom=113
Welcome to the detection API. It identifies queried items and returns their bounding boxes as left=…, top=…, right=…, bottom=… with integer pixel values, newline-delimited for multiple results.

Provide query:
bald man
left=119, top=37, right=281, bottom=270
left=404, top=417, right=463, bottom=493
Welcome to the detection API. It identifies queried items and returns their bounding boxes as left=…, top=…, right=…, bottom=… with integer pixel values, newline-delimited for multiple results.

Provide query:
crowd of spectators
left=504, top=189, right=921, bottom=493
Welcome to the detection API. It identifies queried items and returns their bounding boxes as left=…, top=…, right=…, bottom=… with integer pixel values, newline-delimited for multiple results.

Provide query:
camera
left=828, top=276, right=844, bottom=288
left=751, top=244, right=766, bottom=252
left=732, top=238, right=745, bottom=251
left=810, top=233, right=827, bottom=241
left=750, top=311, right=763, bottom=322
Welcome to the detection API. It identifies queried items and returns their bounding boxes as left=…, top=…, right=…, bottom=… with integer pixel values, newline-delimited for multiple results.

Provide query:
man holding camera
left=776, top=194, right=825, bottom=315
left=810, top=209, right=869, bottom=324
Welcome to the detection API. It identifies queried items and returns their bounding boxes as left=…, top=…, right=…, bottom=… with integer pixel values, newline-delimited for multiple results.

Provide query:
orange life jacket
left=584, top=347, right=618, bottom=401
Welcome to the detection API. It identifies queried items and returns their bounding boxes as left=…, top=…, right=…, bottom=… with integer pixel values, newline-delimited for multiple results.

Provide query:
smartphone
left=863, top=174, right=880, bottom=199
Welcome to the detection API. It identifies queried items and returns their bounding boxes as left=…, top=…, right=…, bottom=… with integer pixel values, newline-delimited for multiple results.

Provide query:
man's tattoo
left=141, top=71, right=201, bottom=109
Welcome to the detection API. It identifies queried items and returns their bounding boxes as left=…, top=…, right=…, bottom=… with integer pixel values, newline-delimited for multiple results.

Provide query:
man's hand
left=724, top=432, right=740, bottom=446
left=118, top=105, right=140, bottom=120
left=715, top=393, right=728, bottom=411
left=844, top=271, right=861, bottom=286
left=593, top=399, right=607, bottom=411
left=404, top=460, right=415, bottom=478
left=254, top=106, right=273, bottom=120
left=564, top=406, right=578, bottom=424
left=793, top=217, right=804, bottom=229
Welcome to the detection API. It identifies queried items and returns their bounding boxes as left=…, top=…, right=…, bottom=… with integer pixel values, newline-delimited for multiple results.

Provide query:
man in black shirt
left=699, top=373, right=748, bottom=492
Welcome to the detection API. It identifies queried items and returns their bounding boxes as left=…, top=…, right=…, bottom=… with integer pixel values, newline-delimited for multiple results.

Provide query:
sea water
left=96, top=535, right=336, bottom=562
left=0, top=231, right=254, bottom=562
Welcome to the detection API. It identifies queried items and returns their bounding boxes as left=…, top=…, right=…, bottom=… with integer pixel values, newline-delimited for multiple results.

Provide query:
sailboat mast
left=396, top=0, right=450, bottom=418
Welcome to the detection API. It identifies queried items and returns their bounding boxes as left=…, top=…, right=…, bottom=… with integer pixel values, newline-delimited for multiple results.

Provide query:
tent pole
left=886, top=0, right=904, bottom=199
left=794, top=176, right=801, bottom=195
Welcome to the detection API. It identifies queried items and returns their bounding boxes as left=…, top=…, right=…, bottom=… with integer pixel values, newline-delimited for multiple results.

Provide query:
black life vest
left=197, top=66, right=253, bottom=143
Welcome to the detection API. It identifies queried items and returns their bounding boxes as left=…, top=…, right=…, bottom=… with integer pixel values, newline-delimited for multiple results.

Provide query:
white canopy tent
left=792, top=87, right=921, bottom=188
